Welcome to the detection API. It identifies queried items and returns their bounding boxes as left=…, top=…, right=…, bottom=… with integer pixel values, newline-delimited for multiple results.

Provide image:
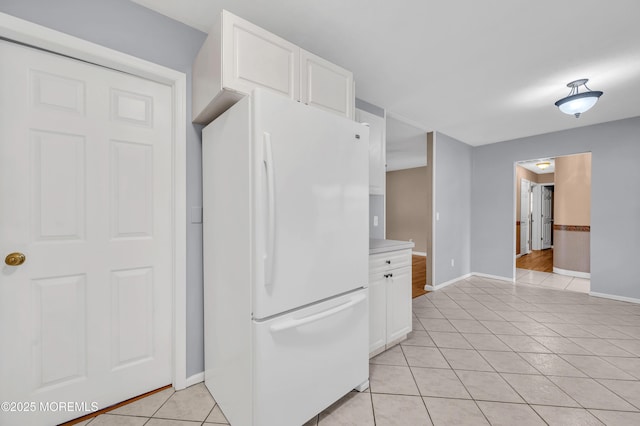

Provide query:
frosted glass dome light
left=555, top=79, right=603, bottom=118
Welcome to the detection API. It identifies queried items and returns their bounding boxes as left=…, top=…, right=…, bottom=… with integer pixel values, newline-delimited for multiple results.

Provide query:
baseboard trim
left=185, top=372, right=204, bottom=387
left=472, top=272, right=515, bottom=283
left=553, top=267, right=591, bottom=279
left=429, top=273, right=472, bottom=291
left=515, top=254, right=523, bottom=259
left=590, top=292, right=640, bottom=305
left=412, top=251, right=427, bottom=257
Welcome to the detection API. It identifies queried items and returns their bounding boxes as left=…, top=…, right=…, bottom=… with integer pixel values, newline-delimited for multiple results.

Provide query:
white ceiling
left=131, top=0, right=640, bottom=146
left=518, top=158, right=555, bottom=174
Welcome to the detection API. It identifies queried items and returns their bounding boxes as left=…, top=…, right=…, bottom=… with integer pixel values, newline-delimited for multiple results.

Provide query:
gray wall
left=434, top=132, right=472, bottom=285
left=471, top=117, right=640, bottom=299
left=1, top=0, right=208, bottom=376
left=356, top=98, right=386, bottom=240
left=369, top=195, right=385, bottom=240
left=355, top=98, right=385, bottom=118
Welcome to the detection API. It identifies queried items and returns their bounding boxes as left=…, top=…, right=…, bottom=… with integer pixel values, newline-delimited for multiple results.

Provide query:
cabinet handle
left=385, top=260, right=391, bottom=264
left=384, top=273, right=393, bottom=278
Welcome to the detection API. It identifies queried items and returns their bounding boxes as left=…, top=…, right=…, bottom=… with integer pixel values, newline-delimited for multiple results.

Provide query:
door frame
left=0, top=12, right=188, bottom=389
left=519, top=178, right=531, bottom=256
left=541, top=183, right=555, bottom=250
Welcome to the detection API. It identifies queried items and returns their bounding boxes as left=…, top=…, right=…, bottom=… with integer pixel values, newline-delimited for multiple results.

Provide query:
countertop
left=369, top=239, right=415, bottom=255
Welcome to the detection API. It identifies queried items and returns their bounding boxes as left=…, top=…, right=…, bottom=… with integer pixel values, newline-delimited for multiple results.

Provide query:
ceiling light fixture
left=554, top=79, right=603, bottom=118
left=536, top=161, right=551, bottom=170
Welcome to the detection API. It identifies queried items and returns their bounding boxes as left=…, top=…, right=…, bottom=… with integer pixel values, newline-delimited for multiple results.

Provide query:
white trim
left=513, top=163, right=518, bottom=280
left=426, top=272, right=515, bottom=291
left=472, top=272, right=515, bottom=283
left=185, top=372, right=205, bottom=388
left=590, top=292, right=640, bottom=305
left=427, top=273, right=472, bottom=291
left=553, top=267, right=591, bottom=279
left=0, top=12, right=188, bottom=390
left=412, top=251, right=427, bottom=257
left=431, top=133, right=437, bottom=288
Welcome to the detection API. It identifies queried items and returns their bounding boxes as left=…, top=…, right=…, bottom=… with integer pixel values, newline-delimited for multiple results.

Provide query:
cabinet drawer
left=369, top=249, right=411, bottom=275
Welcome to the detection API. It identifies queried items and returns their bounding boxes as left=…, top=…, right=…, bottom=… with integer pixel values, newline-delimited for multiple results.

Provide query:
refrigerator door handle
left=263, top=132, right=276, bottom=286
left=269, top=293, right=367, bottom=332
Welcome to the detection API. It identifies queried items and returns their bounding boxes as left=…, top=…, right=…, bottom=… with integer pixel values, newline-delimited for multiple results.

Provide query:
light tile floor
left=78, top=273, right=640, bottom=426
left=516, top=268, right=591, bottom=293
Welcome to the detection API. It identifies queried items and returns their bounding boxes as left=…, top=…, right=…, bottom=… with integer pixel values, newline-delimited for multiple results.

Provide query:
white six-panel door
left=0, top=40, right=172, bottom=425
left=520, top=179, right=531, bottom=255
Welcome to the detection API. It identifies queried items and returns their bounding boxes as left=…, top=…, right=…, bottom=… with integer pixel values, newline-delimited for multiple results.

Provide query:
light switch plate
left=373, top=215, right=379, bottom=226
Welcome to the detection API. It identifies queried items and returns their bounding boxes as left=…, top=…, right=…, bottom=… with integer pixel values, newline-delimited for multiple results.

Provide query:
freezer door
left=253, top=289, right=368, bottom=426
left=252, top=89, right=369, bottom=319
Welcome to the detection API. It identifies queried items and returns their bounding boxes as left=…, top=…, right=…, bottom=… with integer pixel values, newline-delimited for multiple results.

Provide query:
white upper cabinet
left=221, top=11, right=299, bottom=100
left=300, top=49, right=353, bottom=119
left=193, top=10, right=354, bottom=124
left=355, top=108, right=386, bottom=195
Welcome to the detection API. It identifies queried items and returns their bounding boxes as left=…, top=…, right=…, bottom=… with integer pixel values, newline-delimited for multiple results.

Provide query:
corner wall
left=471, top=117, right=640, bottom=299
left=434, top=132, right=472, bottom=285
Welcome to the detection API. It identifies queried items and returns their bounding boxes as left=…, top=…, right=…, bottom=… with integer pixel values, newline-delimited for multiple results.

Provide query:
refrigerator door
left=252, top=289, right=368, bottom=426
left=252, top=89, right=369, bottom=319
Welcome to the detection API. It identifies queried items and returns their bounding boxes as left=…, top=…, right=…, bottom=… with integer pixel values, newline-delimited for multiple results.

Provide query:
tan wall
left=386, top=166, right=428, bottom=252
left=515, top=165, right=555, bottom=254
left=537, top=173, right=555, bottom=184
left=555, top=153, right=591, bottom=226
left=553, top=153, right=591, bottom=273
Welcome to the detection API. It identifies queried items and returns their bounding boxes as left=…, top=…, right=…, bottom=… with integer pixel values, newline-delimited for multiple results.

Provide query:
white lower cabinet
left=369, top=249, right=412, bottom=357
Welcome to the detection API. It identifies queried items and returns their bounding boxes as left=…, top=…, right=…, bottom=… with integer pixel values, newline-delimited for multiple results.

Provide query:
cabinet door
left=356, top=109, right=386, bottom=195
left=386, top=267, right=412, bottom=344
left=368, top=275, right=386, bottom=355
left=221, top=10, right=299, bottom=100
left=300, top=49, right=354, bottom=119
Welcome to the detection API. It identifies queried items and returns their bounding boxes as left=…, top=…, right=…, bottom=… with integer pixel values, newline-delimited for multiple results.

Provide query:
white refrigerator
left=202, top=89, right=369, bottom=426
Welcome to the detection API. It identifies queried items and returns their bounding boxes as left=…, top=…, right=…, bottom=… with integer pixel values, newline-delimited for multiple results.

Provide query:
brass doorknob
left=5, top=252, right=26, bottom=266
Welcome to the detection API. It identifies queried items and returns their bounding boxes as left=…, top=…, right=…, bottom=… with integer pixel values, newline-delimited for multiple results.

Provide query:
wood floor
left=412, top=255, right=427, bottom=298
left=516, top=249, right=553, bottom=272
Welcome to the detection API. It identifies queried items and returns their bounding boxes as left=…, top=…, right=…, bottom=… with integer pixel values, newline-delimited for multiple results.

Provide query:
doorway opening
left=514, top=153, right=591, bottom=293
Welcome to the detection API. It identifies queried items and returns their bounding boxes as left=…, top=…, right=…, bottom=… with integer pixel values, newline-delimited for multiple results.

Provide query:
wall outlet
left=451, top=258, right=455, bottom=267
left=436, top=212, right=440, bottom=221
left=373, top=215, right=379, bottom=227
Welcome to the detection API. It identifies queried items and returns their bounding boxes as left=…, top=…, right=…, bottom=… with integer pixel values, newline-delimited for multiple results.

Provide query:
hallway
left=517, top=249, right=553, bottom=273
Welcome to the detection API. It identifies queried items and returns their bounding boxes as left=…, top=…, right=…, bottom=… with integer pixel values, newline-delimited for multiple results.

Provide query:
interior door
left=0, top=40, right=172, bottom=425
left=252, top=90, right=369, bottom=320
left=542, top=186, right=553, bottom=249
left=520, top=179, right=531, bottom=255
left=531, top=185, right=542, bottom=250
